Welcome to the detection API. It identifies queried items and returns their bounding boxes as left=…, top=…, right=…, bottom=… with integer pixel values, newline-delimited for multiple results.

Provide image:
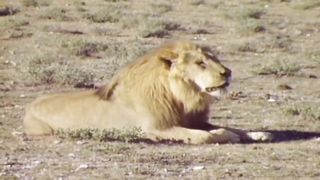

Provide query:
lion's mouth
left=205, top=82, right=229, bottom=92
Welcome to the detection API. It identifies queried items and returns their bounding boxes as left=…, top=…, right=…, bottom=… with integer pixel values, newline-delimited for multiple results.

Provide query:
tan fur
left=24, top=41, right=273, bottom=144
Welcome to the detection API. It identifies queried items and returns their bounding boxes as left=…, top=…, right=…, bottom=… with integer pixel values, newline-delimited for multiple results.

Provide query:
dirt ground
left=1, top=0, right=320, bottom=179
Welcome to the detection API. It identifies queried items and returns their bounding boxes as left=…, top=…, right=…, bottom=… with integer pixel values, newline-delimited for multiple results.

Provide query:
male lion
left=24, top=41, right=272, bottom=144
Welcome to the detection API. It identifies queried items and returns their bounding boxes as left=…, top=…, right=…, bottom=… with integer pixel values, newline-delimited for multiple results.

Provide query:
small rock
left=75, top=164, right=89, bottom=171
left=53, top=140, right=62, bottom=144
left=68, top=153, right=75, bottom=158
left=192, top=166, right=205, bottom=171
left=277, top=84, right=292, bottom=90
left=76, top=140, right=87, bottom=145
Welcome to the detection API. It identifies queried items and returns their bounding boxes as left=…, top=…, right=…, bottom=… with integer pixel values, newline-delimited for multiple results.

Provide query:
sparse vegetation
left=188, top=0, right=206, bottom=6
left=61, top=39, right=109, bottom=58
left=21, top=0, right=51, bottom=7
left=283, top=104, right=320, bottom=121
left=220, top=6, right=266, bottom=34
left=120, top=14, right=180, bottom=38
left=293, top=0, right=320, bottom=10
left=40, top=7, right=71, bottom=21
left=17, top=55, right=95, bottom=85
left=56, top=128, right=143, bottom=142
left=150, top=3, right=172, bottom=14
left=251, top=60, right=300, bottom=76
left=310, top=52, right=320, bottom=64
left=84, top=8, right=122, bottom=23
left=222, top=7, right=264, bottom=20
left=0, top=17, right=29, bottom=30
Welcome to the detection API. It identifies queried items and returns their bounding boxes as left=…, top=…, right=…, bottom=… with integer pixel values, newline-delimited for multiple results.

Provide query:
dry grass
left=56, top=128, right=143, bottom=142
left=83, top=7, right=122, bottom=23
left=16, top=54, right=95, bottom=85
left=283, top=104, right=320, bottom=121
left=251, top=60, right=301, bottom=76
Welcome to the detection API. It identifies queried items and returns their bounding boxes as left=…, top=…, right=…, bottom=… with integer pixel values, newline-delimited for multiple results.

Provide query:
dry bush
left=251, top=60, right=300, bottom=76
left=220, top=6, right=266, bottom=35
left=283, top=104, right=320, bottom=121
left=83, top=8, right=122, bottom=23
left=17, top=55, right=95, bottom=86
left=39, top=7, right=71, bottom=21
left=120, top=14, right=180, bottom=38
left=21, top=0, right=51, bottom=7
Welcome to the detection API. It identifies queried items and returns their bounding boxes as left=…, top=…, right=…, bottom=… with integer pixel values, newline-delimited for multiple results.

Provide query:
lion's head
left=159, top=41, right=231, bottom=98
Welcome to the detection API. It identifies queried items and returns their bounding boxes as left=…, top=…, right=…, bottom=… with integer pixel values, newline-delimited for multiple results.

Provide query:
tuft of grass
left=84, top=8, right=122, bottom=23
left=310, top=52, right=320, bottom=64
left=293, top=0, right=320, bottom=10
left=56, top=128, right=143, bottom=142
left=283, top=105, right=320, bottom=121
left=251, top=60, right=300, bottom=76
left=220, top=6, right=265, bottom=35
left=40, top=7, right=71, bottom=21
left=0, top=17, right=29, bottom=30
left=7, top=29, right=33, bottom=39
left=104, top=0, right=127, bottom=2
left=96, top=144, right=130, bottom=154
left=237, top=19, right=266, bottom=34
left=150, top=3, right=172, bottom=14
left=188, top=0, right=206, bottom=6
left=121, top=14, right=179, bottom=38
left=61, top=39, right=109, bottom=58
left=21, top=0, right=51, bottom=7
left=223, top=8, right=263, bottom=20
left=17, top=55, right=95, bottom=85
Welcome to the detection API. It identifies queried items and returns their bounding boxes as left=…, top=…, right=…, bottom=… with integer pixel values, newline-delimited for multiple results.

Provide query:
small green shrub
left=56, top=128, right=143, bottom=142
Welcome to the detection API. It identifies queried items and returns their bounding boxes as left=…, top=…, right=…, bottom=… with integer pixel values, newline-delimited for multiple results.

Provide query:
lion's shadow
left=263, top=130, right=320, bottom=143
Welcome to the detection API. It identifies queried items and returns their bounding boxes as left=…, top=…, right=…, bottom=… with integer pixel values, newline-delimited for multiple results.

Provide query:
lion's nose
left=220, top=68, right=231, bottom=77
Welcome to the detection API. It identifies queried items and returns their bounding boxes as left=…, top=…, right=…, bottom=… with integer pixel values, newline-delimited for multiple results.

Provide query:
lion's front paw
left=210, top=128, right=240, bottom=143
left=247, top=132, right=273, bottom=142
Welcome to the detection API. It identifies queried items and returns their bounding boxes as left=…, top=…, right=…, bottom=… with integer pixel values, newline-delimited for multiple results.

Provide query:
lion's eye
left=196, top=61, right=206, bottom=68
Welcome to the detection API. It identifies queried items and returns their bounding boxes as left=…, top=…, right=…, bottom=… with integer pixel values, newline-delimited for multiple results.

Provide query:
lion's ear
left=158, top=50, right=178, bottom=67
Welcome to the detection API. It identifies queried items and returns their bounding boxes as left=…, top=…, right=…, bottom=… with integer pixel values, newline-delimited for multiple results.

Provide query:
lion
left=24, top=41, right=273, bottom=144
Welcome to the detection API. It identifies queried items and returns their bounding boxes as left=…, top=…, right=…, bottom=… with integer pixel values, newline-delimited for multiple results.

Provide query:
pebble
left=192, top=166, right=205, bottom=171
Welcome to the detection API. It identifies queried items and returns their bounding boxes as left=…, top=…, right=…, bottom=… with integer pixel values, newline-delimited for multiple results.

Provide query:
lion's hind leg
left=24, top=113, right=53, bottom=135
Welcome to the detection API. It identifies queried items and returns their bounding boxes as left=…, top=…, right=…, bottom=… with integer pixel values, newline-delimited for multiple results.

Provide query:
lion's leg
left=146, top=126, right=239, bottom=144
left=24, top=113, right=53, bottom=135
left=202, top=123, right=273, bottom=143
